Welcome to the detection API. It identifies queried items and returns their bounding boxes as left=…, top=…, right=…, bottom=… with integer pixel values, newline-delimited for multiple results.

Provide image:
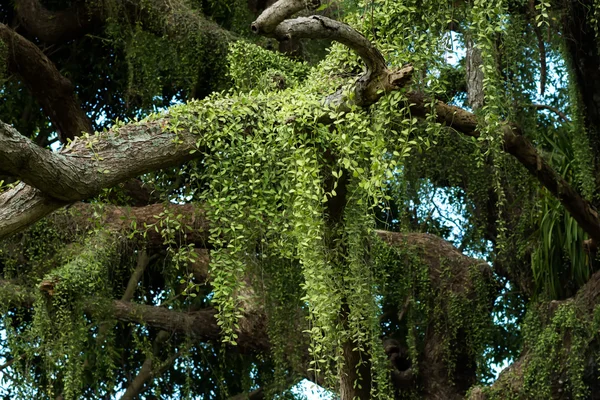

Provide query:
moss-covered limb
left=121, top=0, right=238, bottom=42
left=376, top=231, right=498, bottom=400
left=66, top=202, right=210, bottom=248
left=0, top=279, right=36, bottom=306
left=14, top=0, right=99, bottom=44
left=469, top=269, right=600, bottom=399
left=405, top=91, right=600, bottom=246
left=116, top=299, right=270, bottom=351
left=0, top=277, right=268, bottom=352
left=0, top=23, right=93, bottom=142
left=38, top=230, right=117, bottom=299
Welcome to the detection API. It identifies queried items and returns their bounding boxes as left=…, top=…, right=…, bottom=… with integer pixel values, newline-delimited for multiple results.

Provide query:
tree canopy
left=2, top=0, right=600, bottom=399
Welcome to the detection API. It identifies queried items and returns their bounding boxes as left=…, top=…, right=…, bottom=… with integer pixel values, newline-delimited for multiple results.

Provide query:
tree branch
left=0, top=278, right=268, bottom=352
left=529, top=103, right=571, bottom=123
left=0, top=23, right=92, bottom=142
left=274, top=16, right=386, bottom=75
left=0, top=183, right=66, bottom=241
left=15, top=0, right=97, bottom=43
left=251, top=0, right=321, bottom=34
left=405, top=91, right=600, bottom=245
left=120, top=330, right=176, bottom=400
left=253, top=0, right=413, bottom=108
left=0, top=118, right=197, bottom=203
left=122, top=249, right=152, bottom=302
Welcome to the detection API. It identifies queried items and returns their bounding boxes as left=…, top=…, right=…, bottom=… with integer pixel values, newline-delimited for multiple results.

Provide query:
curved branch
left=253, top=0, right=412, bottom=108
left=273, top=16, right=386, bottom=75
left=251, top=0, right=321, bottom=34
left=529, top=103, right=570, bottom=123
left=0, top=23, right=92, bottom=142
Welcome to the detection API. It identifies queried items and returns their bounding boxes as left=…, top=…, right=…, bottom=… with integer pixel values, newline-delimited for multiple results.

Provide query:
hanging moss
left=373, top=234, right=496, bottom=395
left=476, top=300, right=600, bottom=400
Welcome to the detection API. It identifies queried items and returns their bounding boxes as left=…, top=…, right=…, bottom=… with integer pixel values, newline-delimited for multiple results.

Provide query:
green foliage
left=4, top=0, right=600, bottom=397
left=374, top=238, right=496, bottom=385
left=526, top=114, right=592, bottom=298
left=227, top=41, right=311, bottom=92
left=480, top=301, right=600, bottom=400
left=530, top=191, right=590, bottom=299
left=0, top=229, right=119, bottom=400
left=153, top=52, right=421, bottom=392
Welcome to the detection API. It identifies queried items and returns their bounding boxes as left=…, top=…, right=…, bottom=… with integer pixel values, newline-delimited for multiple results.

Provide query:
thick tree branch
left=119, top=300, right=269, bottom=350
left=0, top=183, right=66, bottom=241
left=0, top=278, right=268, bottom=352
left=274, top=16, right=385, bottom=74
left=278, top=16, right=413, bottom=107
left=0, top=118, right=197, bottom=203
left=127, top=0, right=235, bottom=38
left=15, top=0, right=97, bottom=43
left=0, top=23, right=92, bottom=142
left=406, top=91, right=600, bottom=245
left=68, top=202, right=210, bottom=248
left=252, top=0, right=321, bottom=34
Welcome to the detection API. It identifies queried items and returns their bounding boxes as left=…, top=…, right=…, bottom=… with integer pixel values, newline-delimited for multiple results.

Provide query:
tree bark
left=0, top=23, right=93, bottom=142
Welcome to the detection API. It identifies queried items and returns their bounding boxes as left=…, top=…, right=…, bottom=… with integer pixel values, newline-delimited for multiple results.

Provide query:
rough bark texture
left=465, top=37, right=484, bottom=110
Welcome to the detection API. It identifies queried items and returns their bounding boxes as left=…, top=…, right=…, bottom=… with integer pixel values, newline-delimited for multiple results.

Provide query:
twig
left=529, top=104, right=570, bottom=123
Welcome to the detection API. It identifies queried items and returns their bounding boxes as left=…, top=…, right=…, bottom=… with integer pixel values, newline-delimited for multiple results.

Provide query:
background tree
left=1, top=0, right=600, bottom=399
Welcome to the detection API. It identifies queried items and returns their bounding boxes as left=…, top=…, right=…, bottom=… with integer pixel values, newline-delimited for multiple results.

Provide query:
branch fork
left=252, top=0, right=414, bottom=107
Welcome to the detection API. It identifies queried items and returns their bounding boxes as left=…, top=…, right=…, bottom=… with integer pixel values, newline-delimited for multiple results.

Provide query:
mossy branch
left=252, top=0, right=414, bottom=107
